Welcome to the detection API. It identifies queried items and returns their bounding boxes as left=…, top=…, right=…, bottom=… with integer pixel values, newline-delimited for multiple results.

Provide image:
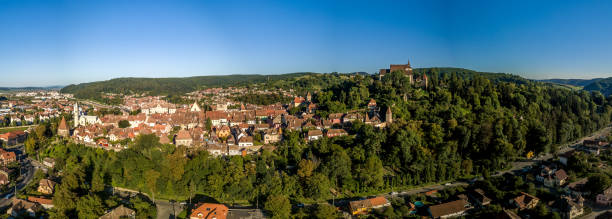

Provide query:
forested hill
left=539, top=78, right=602, bottom=87
left=60, top=68, right=532, bottom=100
left=60, top=73, right=314, bottom=99
left=584, top=77, right=612, bottom=96
left=539, top=77, right=612, bottom=96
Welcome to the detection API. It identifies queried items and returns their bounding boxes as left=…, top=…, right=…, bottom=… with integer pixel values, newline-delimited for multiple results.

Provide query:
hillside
left=584, top=77, right=612, bottom=95
left=539, top=77, right=612, bottom=96
left=539, top=78, right=602, bottom=87
left=60, top=73, right=314, bottom=100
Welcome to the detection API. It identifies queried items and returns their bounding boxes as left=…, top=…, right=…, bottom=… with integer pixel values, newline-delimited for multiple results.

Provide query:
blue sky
left=1, top=0, right=611, bottom=86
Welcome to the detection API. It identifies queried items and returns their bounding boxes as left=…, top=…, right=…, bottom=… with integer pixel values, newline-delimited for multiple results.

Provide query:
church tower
left=386, top=107, right=393, bottom=124
left=73, top=102, right=79, bottom=127
left=306, top=92, right=312, bottom=102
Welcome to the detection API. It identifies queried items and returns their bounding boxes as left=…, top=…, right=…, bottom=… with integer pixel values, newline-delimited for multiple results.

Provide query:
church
left=73, top=102, right=101, bottom=127
left=378, top=60, right=428, bottom=89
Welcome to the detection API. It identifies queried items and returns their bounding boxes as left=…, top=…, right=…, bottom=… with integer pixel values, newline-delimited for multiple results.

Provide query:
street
left=0, top=157, right=36, bottom=208
left=112, top=187, right=184, bottom=219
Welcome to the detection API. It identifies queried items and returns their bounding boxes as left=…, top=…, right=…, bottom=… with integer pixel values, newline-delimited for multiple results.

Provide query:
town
left=0, top=61, right=612, bottom=219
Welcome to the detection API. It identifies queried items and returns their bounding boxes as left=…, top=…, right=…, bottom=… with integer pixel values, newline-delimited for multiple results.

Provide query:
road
left=0, top=158, right=36, bottom=207
left=492, top=126, right=612, bottom=177
left=387, top=182, right=469, bottom=198
left=112, top=187, right=184, bottom=219
left=581, top=200, right=610, bottom=219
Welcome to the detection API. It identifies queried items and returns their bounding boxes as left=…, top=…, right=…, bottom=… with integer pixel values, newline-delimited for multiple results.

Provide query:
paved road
left=579, top=200, right=611, bottom=219
left=113, top=187, right=184, bottom=219
left=492, top=126, right=612, bottom=178
left=0, top=158, right=36, bottom=207
left=387, top=182, right=469, bottom=199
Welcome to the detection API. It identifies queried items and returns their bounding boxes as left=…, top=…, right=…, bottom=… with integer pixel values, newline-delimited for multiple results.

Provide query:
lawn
left=0, top=126, right=28, bottom=134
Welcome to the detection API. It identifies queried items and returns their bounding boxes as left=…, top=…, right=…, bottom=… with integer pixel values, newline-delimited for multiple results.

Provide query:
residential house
left=43, top=157, right=56, bottom=169
left=566, top=178, right=590, bottom=197
left=190, top=203, right=229, bottom=219
left=597, top=186, right=612, bottom=206
left=175, top=129, right=193, bottom=147
left=307, top=129, right=323, bottom=141
left=556, top=196, right=584, bottom=219
left=0, top=130, right=27, bottom=146
left=37, top=179, right=56, bottom=195
left=291, top=96, right=305, bottom=108
left=27, top=197, right=54, bottom=209
left=348, top=196, right=390, bottom=215
left=328, top=113, right=343, bottom=124
left=469, top=188, right=491, bottom=207
left=367, top=99, right=377, bottom=110
left=0, top=149, right=16, bottom=166
left=326, top=129, right=348, bottom=138
left=7, top=199, right=42, bottom=217
left=99, top=205, right=136, bottom=219
left=263, top=129, right=281, bottom=144
left=429, top=199, right=470, bottom=219
left=97, top=138, right=110, bottom=147
left=0, top=170, right=9, bottom=186
left=216, top=126, right=232, bottom=139
left=511, top=192, right=539, bottom=210
left=537, top=167, right=568, bottom=187
left=238, top=136, right=253, bottom=147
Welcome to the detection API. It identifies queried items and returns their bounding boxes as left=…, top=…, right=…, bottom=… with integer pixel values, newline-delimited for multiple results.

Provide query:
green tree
left=586, top=173, right=611, bottom=195
left=76, top=194, right=105, bottom=219
left=118, top=120, right=130, bottom=128
left=145, top=170, right=160, bottom=202
left=314, top=204, right=338, bottom=219
left=264, top=194, right=291, bottom=219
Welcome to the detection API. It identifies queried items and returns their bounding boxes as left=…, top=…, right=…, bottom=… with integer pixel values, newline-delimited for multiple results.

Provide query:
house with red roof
left=190, top=203, right=228, bottom=219
left=175, top=129, right=193, bottom=146
left=0, top=130, right=27, bottom=146
left=0, top=149, right=16, bottom=166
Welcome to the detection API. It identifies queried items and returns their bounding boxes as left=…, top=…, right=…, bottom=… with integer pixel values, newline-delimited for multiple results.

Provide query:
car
left=444, top=183, right=452, bottom=186
left=4, top=193, right=13, bottom=199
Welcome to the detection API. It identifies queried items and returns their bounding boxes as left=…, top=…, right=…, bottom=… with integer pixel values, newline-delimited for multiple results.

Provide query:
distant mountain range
left=0, top=85, right=64, bottom=91
left=540, top=77, right=612, bottom=95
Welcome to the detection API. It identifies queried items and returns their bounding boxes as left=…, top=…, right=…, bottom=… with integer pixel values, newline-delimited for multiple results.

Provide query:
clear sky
left=1, top=0, right=611, bottom=87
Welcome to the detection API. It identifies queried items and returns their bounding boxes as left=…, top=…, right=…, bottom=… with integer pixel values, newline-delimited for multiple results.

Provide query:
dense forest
left=35, top=69, right=612, bottom=218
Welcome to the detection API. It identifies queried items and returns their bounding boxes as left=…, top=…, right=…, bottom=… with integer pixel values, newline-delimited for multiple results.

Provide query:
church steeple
left=73, top=102, right=79, bottom=127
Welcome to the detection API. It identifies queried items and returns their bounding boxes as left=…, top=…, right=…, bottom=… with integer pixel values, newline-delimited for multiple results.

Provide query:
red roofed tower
left=58, top=117, right=69, bottom=137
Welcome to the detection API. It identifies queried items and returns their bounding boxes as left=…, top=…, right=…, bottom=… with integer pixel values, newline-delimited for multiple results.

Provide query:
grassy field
left=0, top=126, right=28, bottom=134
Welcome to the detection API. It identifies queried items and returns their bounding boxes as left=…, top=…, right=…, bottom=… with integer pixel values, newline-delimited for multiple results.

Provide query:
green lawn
left=0, top=126, right=28, bottom=134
